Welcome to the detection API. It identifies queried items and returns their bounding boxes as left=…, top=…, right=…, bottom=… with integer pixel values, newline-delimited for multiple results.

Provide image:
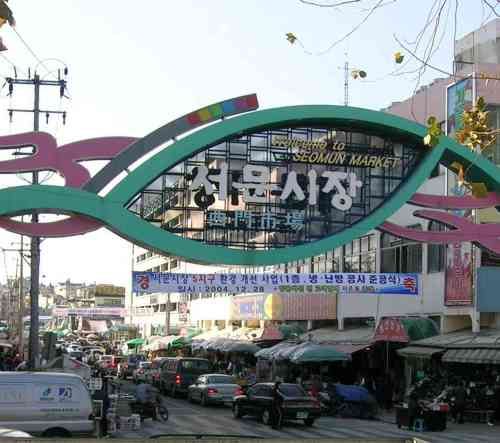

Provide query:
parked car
left=148, top=357, right=169, bottom=387
left=118, top=354, right=145, bottom=379
left=0, top=372, right=94, bottom=437
left=188, top=374, right=240, bottom=406
left=232, top=383, right=321, bottom=427
left=159, top=357, right=211, bottom=397
left=133, top=361, right=152, bottom=384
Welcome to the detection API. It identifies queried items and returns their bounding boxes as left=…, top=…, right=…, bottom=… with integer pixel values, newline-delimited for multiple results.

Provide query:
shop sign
left=132, top=272, right=419, bottom=295
left=373, top=318, right=409, bottom=342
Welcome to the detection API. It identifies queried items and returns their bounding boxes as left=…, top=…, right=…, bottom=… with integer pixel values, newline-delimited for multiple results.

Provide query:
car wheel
left=171, top=385, right=177, bottom=398
left=187, top=391, right=194, bottom=403
left=304, top=418, right=315, bottom=427
left=262, top=408, right=272, bottom=426
left=42, top=428, right=71, bottom=438
left=233, top=403, right=244, bottom=419
left=200, top=393, right=208, bottom=407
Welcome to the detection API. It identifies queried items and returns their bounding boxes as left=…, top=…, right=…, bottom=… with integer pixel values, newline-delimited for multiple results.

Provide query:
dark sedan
left=232, top=383, right=321, bottom=427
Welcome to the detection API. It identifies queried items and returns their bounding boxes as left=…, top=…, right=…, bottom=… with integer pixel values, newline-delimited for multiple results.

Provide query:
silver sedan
left=187, top=374, right=241, bottom=407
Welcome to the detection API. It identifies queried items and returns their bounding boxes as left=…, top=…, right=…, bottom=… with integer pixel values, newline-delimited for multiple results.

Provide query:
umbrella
left=290, top=343, right=351, bottom=363
left=225, top=341, right=260, bottom=354
left=126, top=338, right=145, bottom=347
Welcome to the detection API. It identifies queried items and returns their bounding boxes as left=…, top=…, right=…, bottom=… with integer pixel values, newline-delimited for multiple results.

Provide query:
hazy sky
left=0, top=0, right=492, bottom=290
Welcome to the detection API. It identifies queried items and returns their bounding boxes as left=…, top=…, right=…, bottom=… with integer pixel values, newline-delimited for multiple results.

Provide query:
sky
left=0, top=0, right=493, bottom=291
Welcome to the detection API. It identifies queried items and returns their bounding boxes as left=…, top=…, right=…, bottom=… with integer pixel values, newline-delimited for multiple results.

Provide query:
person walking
left=271, top=381, right=284, bottom=430
left=453, top=381, right=467, bottom=424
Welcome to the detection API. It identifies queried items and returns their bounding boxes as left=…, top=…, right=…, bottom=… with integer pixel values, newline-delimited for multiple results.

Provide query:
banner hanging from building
left=445, top=242, right=473, bottom=306
left=53, top=307, right=125, bottom=318
left=132, top=272, right=419, bottom=295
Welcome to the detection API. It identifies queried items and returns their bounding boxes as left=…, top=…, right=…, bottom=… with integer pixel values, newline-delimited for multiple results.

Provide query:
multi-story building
left=128, top=19, right=500, bottom=339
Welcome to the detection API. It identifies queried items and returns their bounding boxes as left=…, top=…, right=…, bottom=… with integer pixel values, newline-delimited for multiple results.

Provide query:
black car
left=159, top=357, right=211, bottom=397
left=232, top=383, right=321, bottom=427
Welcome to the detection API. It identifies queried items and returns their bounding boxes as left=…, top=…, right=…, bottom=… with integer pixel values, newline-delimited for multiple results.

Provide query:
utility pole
left=7, top=72, right=67, bottom=369
left=165, top=293, right=171, bottom=336
left=344, top=54, right=349, bottom=106
left=18, top=234, right=24, bottom=357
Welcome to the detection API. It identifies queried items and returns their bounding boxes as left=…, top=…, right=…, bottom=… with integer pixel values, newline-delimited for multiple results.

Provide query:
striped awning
left=397, top=346, right=444, bottom=359
left=442, top=348, right=500, bottom=364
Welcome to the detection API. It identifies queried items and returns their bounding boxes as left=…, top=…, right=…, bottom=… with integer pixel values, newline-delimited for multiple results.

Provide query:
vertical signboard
left=445, top=76, right=475, bottom=306
left=445, top=242, right=473, bottom=306
left=446, top=76, right=474, bottom=137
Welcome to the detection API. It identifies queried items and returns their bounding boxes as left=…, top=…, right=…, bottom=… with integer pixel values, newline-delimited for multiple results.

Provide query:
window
left=343, top=235, right=376, bottom=272
left=427, top=222, right=445, bottom=273
left=381, top=229, right=422, bottom=273
left=181, top=359, right=211, bottom=373
left=279, top=384, right=307, bottom=397
left=170, top=259, right=179, bottom=270
left=160, top=262, right=169, bottom=272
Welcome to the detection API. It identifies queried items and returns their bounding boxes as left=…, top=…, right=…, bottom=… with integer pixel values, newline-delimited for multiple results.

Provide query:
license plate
left=297, top=412, right=308, bottom=419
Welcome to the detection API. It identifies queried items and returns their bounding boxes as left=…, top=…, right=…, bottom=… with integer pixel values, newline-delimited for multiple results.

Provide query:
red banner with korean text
left=445, top=242, right=473, bottom=306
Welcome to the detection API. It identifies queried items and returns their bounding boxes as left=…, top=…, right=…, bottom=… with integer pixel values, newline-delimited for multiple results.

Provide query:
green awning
left=401, top=318, right=439, bottom=341
left=397, top=346, right=445, bottom=359
left=126, top=338, right=145, bottom=347
left=373, top=317, right=439, bottom=343
left=279, top=323, right=306, bottom=339
left=290, top=343, right=351, bottom=363
left=442, top=348, right=500, bottom=364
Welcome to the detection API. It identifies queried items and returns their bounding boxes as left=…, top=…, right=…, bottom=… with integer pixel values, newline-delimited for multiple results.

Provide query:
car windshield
left=207, top=375, right=236, bottom=384
left=279, top=384, right=307, bottom=397
left=140, top=362, right=151, bottom=369
left=181, top=360, right=211, bottom=373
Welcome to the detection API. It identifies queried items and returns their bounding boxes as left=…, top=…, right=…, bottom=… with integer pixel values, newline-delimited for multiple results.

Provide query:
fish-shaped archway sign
left=0, top=94, right=499, bottom=266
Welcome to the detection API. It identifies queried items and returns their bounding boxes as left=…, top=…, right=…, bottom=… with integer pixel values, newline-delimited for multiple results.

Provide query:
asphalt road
left=112, top=382, right=500, bottom=442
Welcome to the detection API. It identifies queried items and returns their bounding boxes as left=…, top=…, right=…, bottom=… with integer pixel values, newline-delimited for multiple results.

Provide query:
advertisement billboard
left=230, top=293, right=337, bottom=321
left=444, top=76, right=475, bottom=307
left=446, top=76, right=474, bottom=137
left=445, top=241, right=473, bottom=306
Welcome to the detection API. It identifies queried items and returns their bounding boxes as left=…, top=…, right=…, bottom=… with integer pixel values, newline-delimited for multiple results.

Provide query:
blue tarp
left=334, top=384, right=371, bottom=402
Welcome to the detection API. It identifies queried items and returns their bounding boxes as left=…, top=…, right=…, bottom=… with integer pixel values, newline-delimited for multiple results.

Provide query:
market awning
left=397, top=346, right=445, bottom=359
left=254, top=341, right=296, bottom=360
left=373, top=317, right=439, bottom=343
left=126, top=337, right=145, bottom=347
left=331, top=344, right=372, bottom=354
left=442, top=348, right=500, bottom=364
left=290, top=343, right=351, bottom=363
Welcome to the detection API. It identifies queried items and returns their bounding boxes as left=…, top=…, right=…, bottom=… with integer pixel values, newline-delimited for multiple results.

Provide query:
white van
left=0, top=372, right=94, bottom=438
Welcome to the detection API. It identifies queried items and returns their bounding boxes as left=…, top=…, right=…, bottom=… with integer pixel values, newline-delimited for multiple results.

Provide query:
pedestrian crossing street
left=114, top=396, right=500, bottom=442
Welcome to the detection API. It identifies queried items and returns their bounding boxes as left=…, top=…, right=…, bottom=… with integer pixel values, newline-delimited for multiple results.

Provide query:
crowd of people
left=0, top=347, right=23, bottom=371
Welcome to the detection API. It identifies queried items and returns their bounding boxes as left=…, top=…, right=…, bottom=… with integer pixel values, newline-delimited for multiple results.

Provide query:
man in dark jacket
left=271, top=381, right=283, bottom=430
left=453, top=381, right=467, bottom=424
